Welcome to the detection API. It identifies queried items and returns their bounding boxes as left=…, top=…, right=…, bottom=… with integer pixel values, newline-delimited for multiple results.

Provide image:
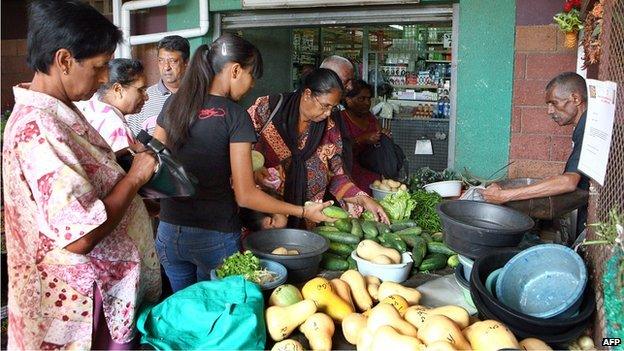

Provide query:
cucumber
left=361, top=220, right=379, bottom=239
left=427, top=242, right=456, bottom=256
left=323, top=206, right=349, bottom=219
left=375, top=222, right=392, bottom=235
left=380, top=233, right=408, bottom=252
left=334, top=218, right=353, bottom=233
left=323, top=221, right=336, bottom=227
left=314, top=226, right=339, bottom=233
left=419, top=254, right=448, bottom=272
left=393, top=226, right=423, bottom=236
left=351, top=218, right=363, bottom=238
left=411, top=236, right=428, bottom=268
left=397, top=233, right=421, bottom=248
left=447, top=254, right=460, bottom=268
left=431, top=232, right=444, bottom=242
left=420, top=232, right=433, bottom=244
left=316, top=230, right=360, bottom=245
left=328, top=242, right=354, bottom=257
left=347, top=256, right=358, bottom=270
left=321, top=253, right=349, bottom=271
left=389, top=219, right=418, bottom=232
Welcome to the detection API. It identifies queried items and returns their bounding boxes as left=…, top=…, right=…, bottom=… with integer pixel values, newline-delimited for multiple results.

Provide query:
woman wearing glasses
left=248, top=68, right=389, bottom=228
left=76, top=58, right=149, bottom=155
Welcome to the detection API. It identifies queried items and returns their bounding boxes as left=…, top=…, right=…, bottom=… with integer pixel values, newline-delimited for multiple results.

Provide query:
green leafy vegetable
left=378, top=190, right=416, bottom=221
left=215, top=250, right=276, bottom=284
left=410, top=190, right=443, bottom=233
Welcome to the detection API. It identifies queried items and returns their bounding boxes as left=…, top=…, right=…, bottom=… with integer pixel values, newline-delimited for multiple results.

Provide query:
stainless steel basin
left=498, top=178, right=589, bottom=220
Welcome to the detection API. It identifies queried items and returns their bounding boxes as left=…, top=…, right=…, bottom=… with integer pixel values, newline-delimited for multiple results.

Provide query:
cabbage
left=378, top=190, right=416, bottom=221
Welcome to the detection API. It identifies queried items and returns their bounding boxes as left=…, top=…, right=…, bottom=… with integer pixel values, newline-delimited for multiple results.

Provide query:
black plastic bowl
left=470, top=250, right=595, bottom=336
left=243, top=229, right=329, bottom=283
left=437, top=201, right=534, bottom=259
left=470, top=287, right=591, bottom=346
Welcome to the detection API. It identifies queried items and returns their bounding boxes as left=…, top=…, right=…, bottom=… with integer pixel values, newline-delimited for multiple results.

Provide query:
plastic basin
left=424, top=180, right=462, bottom=197
left=485, top=268, right=502, bottom=295
left=454, top=263, right=475, bottom=308
left=437, top=200, right=534, bottom=259
left=369, top=185, right=398, bottom=201
left=210, top=259, right=287, bottom=290
left=352, top=251, right=413, bottom=282
left=243, top=229, right=329, bottom=283
left=496, top=244, right=587, bottom=318
left=470, top=250, right=595, bottom=337
left=458, top=255, right=474, bottom=280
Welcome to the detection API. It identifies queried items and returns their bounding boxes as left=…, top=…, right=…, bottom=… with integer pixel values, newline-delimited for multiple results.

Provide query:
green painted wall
left=239, top=28, right=293, bottom=109
left=454, top=0, right=516, bottom=177
left=166, top=0, right=209, bottom=53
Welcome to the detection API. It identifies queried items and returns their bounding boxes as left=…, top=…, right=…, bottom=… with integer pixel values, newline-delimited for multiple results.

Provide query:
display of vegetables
left=264, top=274, right=554, bottom=351
left=215, top=250, right=277, bottom=284
left=371, top=178, right=408, bottom=192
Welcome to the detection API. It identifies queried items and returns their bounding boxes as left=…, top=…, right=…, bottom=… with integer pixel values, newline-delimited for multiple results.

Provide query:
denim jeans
left=156, top=221, right=241, bottom=292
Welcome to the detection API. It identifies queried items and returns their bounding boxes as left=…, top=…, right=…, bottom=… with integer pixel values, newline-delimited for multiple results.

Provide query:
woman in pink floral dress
left=2, top=1, right=160, bottom=349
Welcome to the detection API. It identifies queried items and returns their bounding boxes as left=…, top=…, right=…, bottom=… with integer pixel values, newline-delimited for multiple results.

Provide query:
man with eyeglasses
left=127, top=35, right=190, bottom=136
left=481, top=72, right=590, bottom=241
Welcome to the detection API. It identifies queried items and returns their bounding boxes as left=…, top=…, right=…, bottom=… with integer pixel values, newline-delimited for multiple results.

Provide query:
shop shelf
left=392, top=84, right=439, bottom=90
left=426, top=60, right=452, bottom=63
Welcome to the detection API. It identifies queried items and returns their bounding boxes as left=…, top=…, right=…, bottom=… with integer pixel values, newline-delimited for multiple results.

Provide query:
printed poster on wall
left=578, top=79, right=617, bottom=186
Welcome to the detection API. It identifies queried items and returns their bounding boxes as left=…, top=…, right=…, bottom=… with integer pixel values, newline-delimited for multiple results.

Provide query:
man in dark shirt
left=481, top=72, right=589, bottom=236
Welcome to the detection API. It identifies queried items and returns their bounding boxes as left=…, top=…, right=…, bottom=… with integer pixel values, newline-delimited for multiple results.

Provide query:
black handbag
left=358, top=134, right=407, bottom=180
left=117, top=131, right=197, bottom=199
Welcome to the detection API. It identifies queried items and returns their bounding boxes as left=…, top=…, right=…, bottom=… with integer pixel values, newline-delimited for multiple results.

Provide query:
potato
left=287, top=249, right=300, bottom=255
left=399, top=184, right=407, bottom=191
left=391, top=187, right=398, bottom=192
left=272, top=247, right=288, bottom=255
left=387, top=180, right=400, bottom=188
left=379, top=184, right=391, bottom=191
left=373, top=180, right=382, bottom=187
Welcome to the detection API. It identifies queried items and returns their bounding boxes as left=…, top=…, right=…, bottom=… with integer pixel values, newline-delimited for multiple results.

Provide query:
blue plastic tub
left=210, top=259, right=287, bottom=291
left=496, top=244, right=587, bottom=318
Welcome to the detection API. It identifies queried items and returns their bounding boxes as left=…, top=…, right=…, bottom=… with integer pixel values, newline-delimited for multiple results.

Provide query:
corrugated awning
left=220, top=5, right=453, bottom=29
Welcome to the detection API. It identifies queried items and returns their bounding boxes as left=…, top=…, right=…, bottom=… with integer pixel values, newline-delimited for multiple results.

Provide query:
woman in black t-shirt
left=152, top=34, right=333, bottom=292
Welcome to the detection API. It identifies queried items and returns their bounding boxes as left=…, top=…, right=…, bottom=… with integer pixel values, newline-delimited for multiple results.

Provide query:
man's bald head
left=321, top=55, right=354, bottom=91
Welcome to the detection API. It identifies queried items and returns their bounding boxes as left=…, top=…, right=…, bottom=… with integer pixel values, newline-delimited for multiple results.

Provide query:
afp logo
left=602, top=338, right=621, bottom=347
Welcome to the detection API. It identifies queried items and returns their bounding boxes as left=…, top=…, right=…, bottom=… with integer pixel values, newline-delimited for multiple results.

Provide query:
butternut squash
left=378, top=281, right=422, bottom=305
left=357, top=240, right=401, bottom=264
left=341, top=313, right=368, bottom=345
left=271, top=339, right=304, bottom=351
left=463, top=320, right=519, bottom=351
left=405, top=306, right=430, bottom=329
left=299, top=313, right=335, bottom=351
left=356, top=327, right=375, bottom=351
left=370, top=326, right=423, bottom=351
left=340, top=270, right=373, bottom=311
left=365, top=276, right=382, bottom=286
left=367, top=283, right=379, bottom=302
left=425, top=341, right=459, bottom=351
left=519, top=338, right=552, bottom=351
left=407, top=305, right=470, bottom=329
left=330, top=278, right=355, bottom=311
left=364, top=294, right=409, bottom=317
left=417, top=315, right=471, bottom=350
left=371, top=254, right=393, bottom=264
left=268, top=284, right=303, bottom=307
left=266, top=299, right=317, bottom=341
left=367, top=303, right=418, bottom=337
left=429, top=306, right=470, bottom=329
left=302, top=277, right=354, bottom=322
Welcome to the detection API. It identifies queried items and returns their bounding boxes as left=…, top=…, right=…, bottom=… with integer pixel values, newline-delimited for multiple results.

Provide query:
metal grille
left=585, top=0, right=624, bottom=344
left=390, top=119, right=449, bottom=173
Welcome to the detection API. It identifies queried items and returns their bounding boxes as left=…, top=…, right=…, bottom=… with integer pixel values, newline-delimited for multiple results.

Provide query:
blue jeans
left=156, top=221, right=241, bottom=292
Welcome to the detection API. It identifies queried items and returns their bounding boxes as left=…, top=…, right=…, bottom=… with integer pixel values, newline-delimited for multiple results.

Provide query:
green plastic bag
left=137, top=276, right=266, bottom=350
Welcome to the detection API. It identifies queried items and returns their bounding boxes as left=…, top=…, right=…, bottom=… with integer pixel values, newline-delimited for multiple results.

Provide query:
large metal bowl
left=437, top=200, right=535, bottom=259
left=243, top=229, right=329, bottom=283
left=499, top=178, right=589, bottom=220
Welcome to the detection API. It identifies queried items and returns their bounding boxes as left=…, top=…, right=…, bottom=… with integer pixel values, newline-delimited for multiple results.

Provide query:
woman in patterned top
left=248, top=68, right=389, bottom=227
left=75, top=58, right=149, bottom=155
left=2, top=1, right=160, bottom=349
